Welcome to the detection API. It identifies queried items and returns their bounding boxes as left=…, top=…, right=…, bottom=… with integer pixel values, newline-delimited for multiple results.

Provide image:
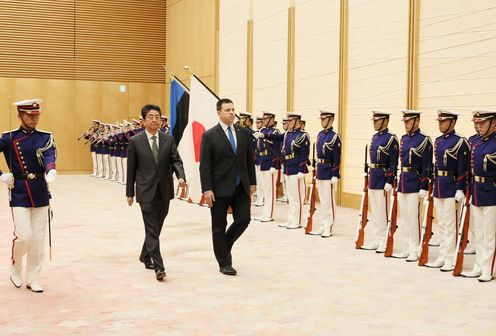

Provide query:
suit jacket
left=126, top=131, right=185, bottom=203
left=200, top=123, right=256, bottom=197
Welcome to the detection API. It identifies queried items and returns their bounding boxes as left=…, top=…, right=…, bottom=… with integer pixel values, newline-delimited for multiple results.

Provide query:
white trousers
left=397, top=192, right=421, bottom=255
left=472, top=205, right=496, bottom=277
left=91, top=152, right=98, bottom=175
left=11, top=206, right=48, bottom=284
left=261, top=170, right=276, bottom=219
left=287, top=175, right=305, bottom=227
left=103, top=154, right=111, bottom=179
left=316, top=180, right=336, bottom=235
left=434, top=197, right=458, bottom=265
left=114, top=156, right=121, bottom=181
left=369, top=189, right=390, bottom=249
left=254, top=165, right=264, bottom=204
left=121, top=157, right=127, bottom=184
left=96, top=153, right=104, bottom=177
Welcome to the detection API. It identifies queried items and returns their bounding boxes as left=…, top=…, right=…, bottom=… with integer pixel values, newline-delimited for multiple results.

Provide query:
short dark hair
left=216, top=98, right=233, bottom=111
left=141, top=104, right=161, bottom=119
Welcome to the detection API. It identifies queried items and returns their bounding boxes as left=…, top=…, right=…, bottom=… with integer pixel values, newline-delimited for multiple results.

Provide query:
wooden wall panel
left=75, top=0, right=166, bottom=83
left=0, top=0, right=75, bottom=80
left=75, top=81, right=103, bottom=171
left=0, top=0, right=166, bottom=83
left=165, top=0, right=217, bottom=115
left=129, top=83, right=167, bottom=120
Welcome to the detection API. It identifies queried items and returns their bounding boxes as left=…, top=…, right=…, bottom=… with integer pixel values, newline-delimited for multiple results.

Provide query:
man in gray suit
left=126, top=104, right=185, bottom=281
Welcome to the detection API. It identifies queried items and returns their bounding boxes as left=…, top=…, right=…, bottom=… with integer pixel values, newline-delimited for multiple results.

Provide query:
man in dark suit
left=126, top=104, right=186, bottom=281
left=200, top=98, right=256, bottom=276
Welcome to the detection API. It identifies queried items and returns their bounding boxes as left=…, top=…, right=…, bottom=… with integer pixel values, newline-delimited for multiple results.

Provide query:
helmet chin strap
left=323, top=117, right=331, bottom=130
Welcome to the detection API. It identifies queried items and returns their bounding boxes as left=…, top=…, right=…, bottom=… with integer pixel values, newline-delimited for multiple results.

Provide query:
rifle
left=453, top=157, right=471, bottom=276
left=355, top=145, right=369, bottom=249
left=384, top=172, right=398, bottom=257
left=305, top=143, right=317, bottom=234
left=418, top=164, right=435, bottom=266
left=77, top=126, right=93, bottom=141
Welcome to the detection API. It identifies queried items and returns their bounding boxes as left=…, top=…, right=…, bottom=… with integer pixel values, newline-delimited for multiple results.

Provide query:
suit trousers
left=139, top=186, right=170, bottom=271
left=12, top=206, right=48, bottom=284
left=210, top=184, right=251, bottom=268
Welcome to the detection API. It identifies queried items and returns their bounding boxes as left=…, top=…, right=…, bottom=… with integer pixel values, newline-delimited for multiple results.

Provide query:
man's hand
left=127, top=196, right=134, bottom=206
left=297, top=172, right=305, bottom=180
left=203, top=190, right=215, bottom=208
left=384, top=183, right=393, bottom=192
left=269, top=167, right=277, bottom=175
left=0, top=173, right=14, bottom=186
left=418, top=189, right=427, bottom=199
left=330, top=176, right=339, bottom=185
left=250, top=185, right=256, bottom=196
left=455, top=190, right=465, bottom=202
left=253, top=132, right=263, bottom=139
left=178, top=178, right=186, bottom=188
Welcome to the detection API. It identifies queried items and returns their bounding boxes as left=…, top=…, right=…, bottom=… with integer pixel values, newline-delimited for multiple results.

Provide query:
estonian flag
left=170, top=77, right=190, bottom=146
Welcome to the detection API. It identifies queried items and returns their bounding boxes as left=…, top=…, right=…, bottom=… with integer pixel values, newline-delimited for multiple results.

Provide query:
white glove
left=384, top=183, right=392, bottom=192
left=297, top=172, right=305, bottom=180
left=253, top=132, right=263, bottom=139
left=455, top=190, right=465, bottom=202
left=330, top=176, right=339, bottom=185
left=45, top=169, right=57, bottom=183
left=269, top=167, right=277, bottom=175
left=0, top=173, right=14, bottom=186
left=418, top=189, right=427, bottom=199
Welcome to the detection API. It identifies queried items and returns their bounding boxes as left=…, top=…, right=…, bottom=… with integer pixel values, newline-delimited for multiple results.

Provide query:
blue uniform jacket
left=398, top=130, right=433, bottom=193
left=0, top=128, right=57, bottom=207
left=471, top=132, right=496, bottom=207
left=316, top=127, right=341, bottom=180
left=257, top=127, right=281, bottom=171
left=270, top=129, right=309, bottom=175
left=433, top=132, right=469, bottom=198
left=368, top=129, right=398, bottom=189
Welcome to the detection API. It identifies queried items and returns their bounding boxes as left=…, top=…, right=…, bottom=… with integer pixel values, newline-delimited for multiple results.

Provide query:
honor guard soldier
left=360, top=111, right=398, bottom=250
left=463, top=122, right=482, bottom=255
left=0, top=99, right=57, bottom=293
left=393, top=110, right=433, bottom=261
left=259, top=112, right=310, bottom=228
left=81, top=119, right=100, bottom=177
left=309, top=110, right=342, bottom=238
left=277, top=118, right=289, bottom=203
left=254, top=111, right=281, bottom=222
left=424, top=110, right=469, bottom=271
left=462, top=110, right=496, bottom=282
left=253, top=116, right=264, bottom=206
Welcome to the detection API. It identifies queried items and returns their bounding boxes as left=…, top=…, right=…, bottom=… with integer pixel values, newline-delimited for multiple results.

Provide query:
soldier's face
left=473, top=122, right=480, bottom=134
left=144, top=109, right=161, bottom=133
left=18, top=112, right=39, bottom=130
left=477, top=119, right=495, bottom=136
left=321, top=116, right=333, bottom=129
left=217, top=102, right=236, bottom=125
left=438, top=119, right=453, bottom=133
left=262, top=116, right=271, bottom=127
left=256, top=121, right=262, bottom=129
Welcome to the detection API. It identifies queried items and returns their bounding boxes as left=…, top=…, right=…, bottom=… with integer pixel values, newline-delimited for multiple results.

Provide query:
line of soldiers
left=358, top=109, right=496, bottom=283
left=237, top=110, right=341, bottom=238
left=78, top=116, right=169, bottom=184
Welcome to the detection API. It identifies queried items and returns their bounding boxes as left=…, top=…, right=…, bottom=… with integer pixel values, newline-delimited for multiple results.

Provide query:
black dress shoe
left=155, top=269, right=166, bottom=281
left=219, top=265, right=237, bottom=276
left=139, top=257, right=155, bottom=270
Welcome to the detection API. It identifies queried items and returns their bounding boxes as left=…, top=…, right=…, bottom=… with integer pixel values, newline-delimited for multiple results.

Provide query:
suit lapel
left=216, top=123, right=235, bottom=155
